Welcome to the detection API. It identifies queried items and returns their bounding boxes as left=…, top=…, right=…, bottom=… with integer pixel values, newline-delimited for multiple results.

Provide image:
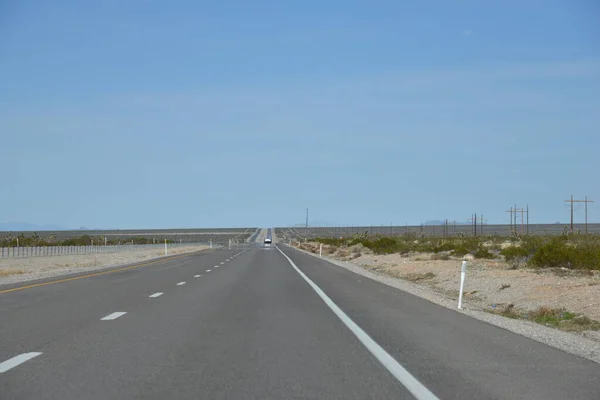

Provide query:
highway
left=1, top=233, right=599, bottom=399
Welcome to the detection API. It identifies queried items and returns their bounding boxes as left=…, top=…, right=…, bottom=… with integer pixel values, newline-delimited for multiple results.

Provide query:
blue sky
left=1, top=0, right=599, bottom=229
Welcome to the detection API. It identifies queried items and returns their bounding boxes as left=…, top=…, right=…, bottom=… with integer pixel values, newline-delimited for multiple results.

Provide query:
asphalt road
left=1, top=242, right=599, bottom=399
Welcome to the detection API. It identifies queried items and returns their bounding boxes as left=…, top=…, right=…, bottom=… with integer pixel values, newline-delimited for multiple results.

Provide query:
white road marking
left=220, top=262, right=225, bottom=264
left=206, top=269, right=212, bottom=272
left=276, top=246, right=440, bottom=400
left=177, top=282, right=186, bottom=286
left=149, top=292, right=163, bottom=298
left=101, top=312, right=127, bottom=321
left=0, top=352, right=43, bottom=373
left=194, top=275, right=201, bottom=278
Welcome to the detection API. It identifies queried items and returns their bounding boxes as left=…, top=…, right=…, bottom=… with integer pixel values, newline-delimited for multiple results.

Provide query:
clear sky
left=1, top=0, right=599, bottom=229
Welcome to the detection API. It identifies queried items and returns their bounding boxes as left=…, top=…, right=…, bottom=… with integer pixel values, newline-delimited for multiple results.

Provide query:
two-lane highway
left=1, top=241, right=599, bottom=399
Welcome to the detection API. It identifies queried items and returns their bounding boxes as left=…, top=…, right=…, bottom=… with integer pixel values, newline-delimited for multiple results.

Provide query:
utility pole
left=506, top=207, right=514, bottom=232
left=480, top=215, right=487, bottom=236
left=585, top=196, right=594, bottom=234
left=564, top=196, right=594, bottom=233
left=468, top=214, right=478, bottom=237
left=305, top=208, right=309, bottom=236
left=514, top=208, right=526, bottom=233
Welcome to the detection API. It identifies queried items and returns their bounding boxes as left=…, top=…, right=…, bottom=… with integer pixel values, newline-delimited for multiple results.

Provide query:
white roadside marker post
left=319, top=243, right=323, bottom=258
left=458, top=260, right=467, bottom=309
left=165, top=239, right=168, bottom=256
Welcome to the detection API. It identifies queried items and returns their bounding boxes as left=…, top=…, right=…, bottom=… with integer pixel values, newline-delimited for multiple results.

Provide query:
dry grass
left=0, top=269, right=25, bottom=277
left=488, top=305, right=600, bottom=332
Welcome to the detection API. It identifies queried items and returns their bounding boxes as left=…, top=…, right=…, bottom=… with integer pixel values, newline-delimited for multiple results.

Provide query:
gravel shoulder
left=0, top=245, right=209, bottom=286
left=288, top=243, right=600, bottom=365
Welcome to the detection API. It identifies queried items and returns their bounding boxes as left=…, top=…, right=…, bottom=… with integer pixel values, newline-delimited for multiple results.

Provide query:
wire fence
left=0, top=243, right=209, bottom=259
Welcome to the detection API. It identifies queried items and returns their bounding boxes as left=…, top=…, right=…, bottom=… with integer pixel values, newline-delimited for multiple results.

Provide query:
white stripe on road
left=101, top=312, right=127, bottom=321
left=206, top=269, right=212, bottom=272
left=149, top=292, right=163, bottom=298
left=194, top=275, right=201, bottom=278
left=276, top=245, right=439, bottom=400
left=0, top=352, right=43, bottom=373
left=177, top=282, right=186, bottom=286
left=220, top=262, right=225, bottom=264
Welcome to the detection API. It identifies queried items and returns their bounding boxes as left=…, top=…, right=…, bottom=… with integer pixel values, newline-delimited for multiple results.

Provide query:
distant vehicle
left=264, top=238, right=272, bottom=244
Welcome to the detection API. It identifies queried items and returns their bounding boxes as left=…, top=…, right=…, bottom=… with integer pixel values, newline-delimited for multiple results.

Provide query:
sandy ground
left=0, top=245, right=209, bottom=285
left=298, top=242, right=600, bottom=321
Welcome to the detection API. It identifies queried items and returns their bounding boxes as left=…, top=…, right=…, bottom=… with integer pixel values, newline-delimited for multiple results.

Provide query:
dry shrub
left=336, top=250, right=350, bottom=258
left=402, top=272, right=436, bottom=282
left=0, top=269, right=25, bottom=277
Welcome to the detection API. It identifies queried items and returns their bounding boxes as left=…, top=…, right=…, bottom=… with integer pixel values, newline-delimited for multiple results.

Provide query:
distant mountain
left=423, top=220, right=471, bottom=225
left=0, top=222, right=68, bottom=231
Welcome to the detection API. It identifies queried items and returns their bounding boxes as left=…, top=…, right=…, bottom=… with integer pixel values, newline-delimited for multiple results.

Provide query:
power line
left=564, top=195, right=594, bottom=233
left=506, top=205, right=529, bottom=234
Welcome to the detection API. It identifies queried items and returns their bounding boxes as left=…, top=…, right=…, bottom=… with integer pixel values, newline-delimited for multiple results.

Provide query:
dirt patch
left=0, top=245, right=209, bottom=285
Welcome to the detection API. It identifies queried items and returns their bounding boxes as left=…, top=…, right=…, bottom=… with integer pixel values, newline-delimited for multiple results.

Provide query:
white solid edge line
left=101, top=312, right=127, bottom=321
left=0, top=352, right=43, bottom=373
left=149, top=292, right=163, bottom=298
left=177, top=282, right=186, bottom=286
left=276, top=245, right=439, bottom=400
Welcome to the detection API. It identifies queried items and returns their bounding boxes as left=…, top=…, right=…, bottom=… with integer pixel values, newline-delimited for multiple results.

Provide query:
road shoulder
left=284, top=244, right=600, bottom=365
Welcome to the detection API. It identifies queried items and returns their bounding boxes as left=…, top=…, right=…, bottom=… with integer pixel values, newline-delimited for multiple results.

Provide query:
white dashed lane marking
left=177, top=282, right=186, bottom=286
left=149, top=292, right=163, bottom=298
left=101, top=312, right=127, bottom=321
left=206, top=269, right=212, bottom=272
left=0, top=353, right=43, bottom=374
left=194, top=275, right=201, bottom=278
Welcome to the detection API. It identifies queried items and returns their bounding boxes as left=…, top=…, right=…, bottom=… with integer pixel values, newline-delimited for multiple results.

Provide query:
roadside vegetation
left=296, top=233, right=600, bottom=334
left=309, top=232, right=600, bottom=270
left=0, top=268, right=25, bottom=277
left=490, top=304, right=600, bottom=332
left=0, top=233, right=177, bottom=247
